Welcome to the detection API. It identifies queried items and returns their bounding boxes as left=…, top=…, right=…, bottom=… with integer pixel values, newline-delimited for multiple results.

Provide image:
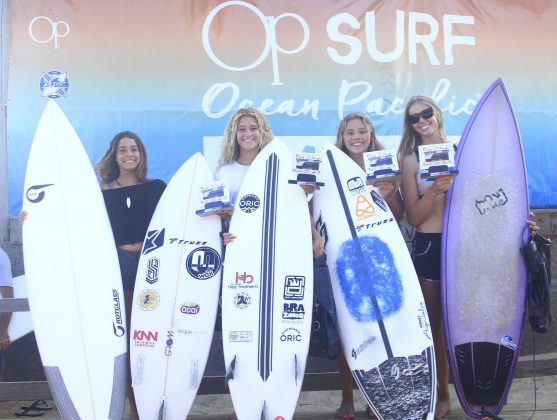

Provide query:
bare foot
left=434, top=400, right=451, bottom=418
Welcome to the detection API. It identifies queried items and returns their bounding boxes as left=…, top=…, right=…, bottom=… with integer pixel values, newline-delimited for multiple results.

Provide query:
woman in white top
left=214, top=107, right=274, bottom=243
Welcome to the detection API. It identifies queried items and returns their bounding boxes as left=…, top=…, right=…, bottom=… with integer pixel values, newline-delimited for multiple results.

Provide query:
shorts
left=412, top=232, right=441, bottom=282
left=117, top=248, right=141, bottom=291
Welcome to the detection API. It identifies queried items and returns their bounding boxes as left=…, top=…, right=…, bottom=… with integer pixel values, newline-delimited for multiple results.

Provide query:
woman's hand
left=216, top=208, right=233, bottom=219
left=527, top=211, right=540, bottom=236
left=312, top=234, right=325, bottom=258
left=374, top=180, right=396, bottom=201
left=18, top=211, right=28, bottom=225
left=222, top=232, right=236, bottom=245
left=431, top=175, right=454, bottom=195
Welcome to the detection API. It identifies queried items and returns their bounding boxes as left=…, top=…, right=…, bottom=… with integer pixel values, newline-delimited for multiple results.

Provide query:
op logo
left=186, top=246, right=221, bottom=279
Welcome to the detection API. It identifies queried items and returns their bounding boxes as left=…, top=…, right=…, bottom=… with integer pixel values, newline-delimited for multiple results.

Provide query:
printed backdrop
left=7, top=0, right=557, bottom=214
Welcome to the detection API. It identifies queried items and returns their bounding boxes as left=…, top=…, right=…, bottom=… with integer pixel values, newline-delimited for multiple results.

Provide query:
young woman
left=96, top=130, right=166, bottom=419
left=398, top=96, right=540, bottom=419
left=397, top=96, right=455, bottom=418
left=214, top=107, right=274, bottom=243
left=318, top=112, right=404, bottom=420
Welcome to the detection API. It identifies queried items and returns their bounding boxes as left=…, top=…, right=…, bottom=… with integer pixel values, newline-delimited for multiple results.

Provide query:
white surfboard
left=130, top=153, right=223, bottom=420
left=312, top=143, right=436, bottom=420
left=22, top=100, right=127, bottom=419
left=221, top=138, right=313, bottom=420
left=1, top=275, right=34, bottom=342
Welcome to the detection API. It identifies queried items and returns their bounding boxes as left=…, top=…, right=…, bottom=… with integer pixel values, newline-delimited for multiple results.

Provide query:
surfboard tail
left=158, top=396, right=166, bottom=420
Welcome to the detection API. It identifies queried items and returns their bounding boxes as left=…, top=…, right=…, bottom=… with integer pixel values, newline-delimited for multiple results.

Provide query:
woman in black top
left=96, top=131, right=165, bottom=418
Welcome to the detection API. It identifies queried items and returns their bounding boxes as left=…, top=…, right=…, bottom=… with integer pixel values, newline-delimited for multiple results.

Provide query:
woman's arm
left=374, top=180, right=404, bottom=221
left=400, top=154, right=450, bottom=228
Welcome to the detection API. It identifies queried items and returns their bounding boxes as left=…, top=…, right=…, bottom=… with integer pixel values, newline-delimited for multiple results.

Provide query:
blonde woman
left=398, top=96, right=455, bottom=418
left=215, top=108, right=274, bottom=244
left=326, top=112, right=403, bottom=420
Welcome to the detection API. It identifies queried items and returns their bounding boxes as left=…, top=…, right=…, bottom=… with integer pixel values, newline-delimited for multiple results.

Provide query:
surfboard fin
left=158, top=396, right=166, bottom=420
left=260, top=401, right=266, bottom=419
left=132, top=355, right=144, bottom=386
left=190, top=359, right=199, bottom=389
left=225, top=355, right=236, bottom=385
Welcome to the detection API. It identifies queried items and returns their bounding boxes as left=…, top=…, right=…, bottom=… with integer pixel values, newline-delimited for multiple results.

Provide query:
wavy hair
left=397, top=95, right=449, bottom=161
left=335, top=112, right=385, bottom=153
left=217, top=108, right=274, bottom=167
left=95, top=131, right=148, bottom=184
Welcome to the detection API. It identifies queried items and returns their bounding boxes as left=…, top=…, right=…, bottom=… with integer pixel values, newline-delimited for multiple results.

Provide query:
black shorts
left=117, top=248, right=141, bottom=291
left=412, top=232, right=441, bottom=282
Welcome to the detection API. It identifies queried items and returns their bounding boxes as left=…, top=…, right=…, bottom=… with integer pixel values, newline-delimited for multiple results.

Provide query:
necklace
left=114, top=179, right=132, bottom=208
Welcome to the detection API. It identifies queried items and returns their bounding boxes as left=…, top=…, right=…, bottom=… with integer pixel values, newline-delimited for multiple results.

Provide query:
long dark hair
left=95, top=131, right=148, bottom=184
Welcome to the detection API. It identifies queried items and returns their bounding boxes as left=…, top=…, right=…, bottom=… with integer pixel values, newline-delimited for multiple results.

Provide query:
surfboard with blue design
left=441, top=78, right=529, bottom=418
left=312, top=143, right=436, bottom=420
left=221, top=138, right=313, bottom=419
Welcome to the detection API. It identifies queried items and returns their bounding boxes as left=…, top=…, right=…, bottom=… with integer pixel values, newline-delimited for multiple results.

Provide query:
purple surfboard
left=441, top=78, right=529, bottom=418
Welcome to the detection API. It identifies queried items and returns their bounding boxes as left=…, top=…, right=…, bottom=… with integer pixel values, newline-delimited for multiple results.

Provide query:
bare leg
left=420, top=280, right=451, bottom=419
left=335, top=354, right=355, bottom=419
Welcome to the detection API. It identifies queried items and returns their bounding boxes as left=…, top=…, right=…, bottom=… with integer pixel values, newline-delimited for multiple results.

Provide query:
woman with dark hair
left=96, top=130, right=166, bottom=419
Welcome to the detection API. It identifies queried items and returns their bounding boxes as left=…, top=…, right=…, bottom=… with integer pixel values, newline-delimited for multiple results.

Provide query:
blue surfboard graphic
left=336, top=236, right=403, bottom=322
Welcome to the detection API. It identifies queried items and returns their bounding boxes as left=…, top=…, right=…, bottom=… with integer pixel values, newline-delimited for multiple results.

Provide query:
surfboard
left=1, top=275, right=34, bottom=342
left=312, top=142, right=436, bottom=420
left=130, top=153, right=223, bottom=419
left=22, top=100, right=127, bottom=419
left=441, top=78, right=529, bottom=417
left=221, top=138, right=313, bottom=419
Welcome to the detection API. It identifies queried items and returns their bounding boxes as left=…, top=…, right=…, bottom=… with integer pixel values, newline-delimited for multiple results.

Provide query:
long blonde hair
left=335, top=112, right=385, bottom=153
left=397, top=95, right=448, bottom=161
left=95, top=131, right=148, bottom=184
left=217, top=108, right=274, bottom=167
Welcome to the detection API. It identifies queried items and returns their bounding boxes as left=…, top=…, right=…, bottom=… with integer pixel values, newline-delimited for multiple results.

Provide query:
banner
left=7, top=0, right=557, bottom=214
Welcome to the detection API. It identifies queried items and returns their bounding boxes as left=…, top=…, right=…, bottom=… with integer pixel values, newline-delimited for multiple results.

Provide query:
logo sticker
left=133, top=330, right=158, bottom=347
left=370, top=189, right=388, bottom=212
left=164, top=330, right=174, bottom=356
left=142, top=229, right=165, bottom=255
left=283, top=276, right=305, bottom=300
left=145, top=257, right=160, bottom=284
left=180, top=302, right=200, bottom=315
left=282, top=302, right=305, bottom=320
left=111, top=289, right=125, bottom=337
left=280, top=327, right=302, bottom=342
left=347, top=176, right=365, bottom=194
left=39, top=70, right=69, bottom=98
left=239, top=194, right=260, bottom=213
left=137, top=289, right=160, bottom=311
left=229, top=331, right=253, bottom=342
left=501, top=335, right=517, bottom=350
left=186, top=246, right=221, bottom=280
left=476, top=188, right=508, bottom=215
left=355, top=194, right=376, bottom=220
left=233, top=292, right=251, bottom=309
left=26, top=184, right=54, bottom=203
